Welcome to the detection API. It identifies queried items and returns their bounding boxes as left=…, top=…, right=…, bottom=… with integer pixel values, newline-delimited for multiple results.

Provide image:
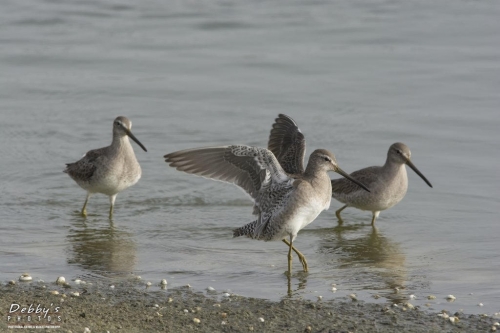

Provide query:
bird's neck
left=111, top=135, right=132, bottom=151
left=304, top=165, right=330, bottom=185
left=382, top=159, right=406, bottom=178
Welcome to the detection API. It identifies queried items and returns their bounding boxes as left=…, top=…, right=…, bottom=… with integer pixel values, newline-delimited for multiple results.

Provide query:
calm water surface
left=0, top=0, right=499, bottom=315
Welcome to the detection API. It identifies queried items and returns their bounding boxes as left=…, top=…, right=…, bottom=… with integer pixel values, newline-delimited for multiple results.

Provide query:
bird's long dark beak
left=335, top=167, right=370, bottom=192
left=405, top=159, right=432, bottom=188
left=125, top=128, right=147, bottom=152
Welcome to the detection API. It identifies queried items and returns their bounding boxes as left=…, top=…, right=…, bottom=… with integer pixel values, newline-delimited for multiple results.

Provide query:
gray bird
left=64, top=116, right=147, bottom=218
left=331, top=142, right=433, bottom=225
left=165, top=142, right=368, bottom=276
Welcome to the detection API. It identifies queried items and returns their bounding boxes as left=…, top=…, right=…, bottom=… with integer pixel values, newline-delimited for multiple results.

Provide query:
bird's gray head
left=309, top=149, right=371, bottom=192
left=388, top=142, right=411, bottom=164
left=112, top=116, right=147, bottom=152
left=309, top=149, right=338, bottom=172
left=388, top=142, right=432, bottom=188
left=113, top=116, right=132, bottom=135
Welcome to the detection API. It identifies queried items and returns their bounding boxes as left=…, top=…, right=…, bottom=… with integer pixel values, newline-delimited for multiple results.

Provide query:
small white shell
left=349, top=294, right=357, bottom=301
left=56, top=276, right=65, bottom=285
left=331, top=287, right=337, bottom=291
left=438, top=313, right=449, bottom=319
left=446, top=295, right=456, bottom=301
left=49, top=290, right=59, bottom=295
left=427, top=295, right=436, bottom=300
left=405, top=302, right=415, bottom=310
left=409, top=294, right=416, bottom=299
left=222, top=292, right=231, bottom=298
left=183, top=309, right=189, bottom=313
left=19, top=273, right=32, bottom=282
left=193, top=318, right=201, bottom=324
left=207, top=286, right=216, bottom=291
left=70, top=292, right=80, bottom=297
left=109, top=285, right=115, bottom=289
left=258, top=317, right=265, bottom=323
left=146, top=281, right=152, bottom=287
left=160, top=279, right=168, bottom=285
left=478, top=303, right=484, bottom=307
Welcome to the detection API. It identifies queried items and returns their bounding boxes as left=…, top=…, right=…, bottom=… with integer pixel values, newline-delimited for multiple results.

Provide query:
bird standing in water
left=165, top=128, right=368, bottom=275
left=331, top=142, right=433, bottom=225
left=64, top=116, right=147, bottom=219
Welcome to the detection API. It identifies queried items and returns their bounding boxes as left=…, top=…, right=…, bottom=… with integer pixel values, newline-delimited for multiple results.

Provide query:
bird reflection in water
left=67, top=218, right=137, bottom=277
left=318, top=225, right=410, bottom=304
left=286, top=271, right=308, bottom=297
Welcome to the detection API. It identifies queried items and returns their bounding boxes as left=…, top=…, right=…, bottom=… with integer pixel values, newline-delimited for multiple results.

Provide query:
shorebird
left=164, top=143, right=369, bottom=276
left=331, top=142, right=433, bottom=225
left=64, top=116, right=147, bottom=218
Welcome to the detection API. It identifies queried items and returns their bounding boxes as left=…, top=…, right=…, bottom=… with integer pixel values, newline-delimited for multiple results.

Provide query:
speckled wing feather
left=267, top=114, right=305, bottom=175
left=165, top=145, right=294, bottom=239
left=331, top=166, right=381, bottom=200
left=64, top=149, right=105, bottom=182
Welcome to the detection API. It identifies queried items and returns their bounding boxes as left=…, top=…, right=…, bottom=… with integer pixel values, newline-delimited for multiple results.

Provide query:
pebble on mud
left=349, top=294, right=357, bottom=301
left=193, top=318, right=200, bottom=324
left=258, top=317, right=265, bottom=323
left=427, top=295, right=436, bottom=300
left=49, top=290, right=59, bottom=295
left=446, top=295, right=456, bottom=301
left=56, top=276, right=66, bottom=285
left=160, top=279, right=167, bottom=286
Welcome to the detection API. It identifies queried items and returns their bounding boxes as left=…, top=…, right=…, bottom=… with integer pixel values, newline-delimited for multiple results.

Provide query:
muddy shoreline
left=1, top=279, right=497, bottom=333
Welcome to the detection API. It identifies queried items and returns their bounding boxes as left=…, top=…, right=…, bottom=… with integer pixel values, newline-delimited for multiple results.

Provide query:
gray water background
left=0, top=0, right=499, bottom=315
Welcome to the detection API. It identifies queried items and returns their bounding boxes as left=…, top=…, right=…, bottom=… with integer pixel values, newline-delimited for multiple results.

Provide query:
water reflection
left=66, top=218, right=137, bottom=277
left=287, top=272, right=308, bottom=297
left=317, top=225, right=408, bottom=303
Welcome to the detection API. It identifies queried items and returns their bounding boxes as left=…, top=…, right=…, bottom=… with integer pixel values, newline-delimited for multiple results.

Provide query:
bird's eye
left=396, top=149, right=402, bottom=154
left=324, top=157, right=329, bottom=162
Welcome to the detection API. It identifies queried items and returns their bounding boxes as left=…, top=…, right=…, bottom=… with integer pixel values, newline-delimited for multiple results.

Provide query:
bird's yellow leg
left=335, top=205, right=347, bottom=225
left=282, top=239, right=308, bottom=272
left=371, top=211, right=380, bottom=226
left=81, top=193, right=90, bottom=217
left=109, top=194, right=117, bottom=219
left=287, top=237, right=293, bottom=277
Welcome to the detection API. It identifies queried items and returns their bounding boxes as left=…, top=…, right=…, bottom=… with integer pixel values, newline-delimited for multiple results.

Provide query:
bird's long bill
left=335, top=167, right=370, bottom=192
left=405, top=159, right=432, bottom=188
left=125, top=128, right=147, bottom=152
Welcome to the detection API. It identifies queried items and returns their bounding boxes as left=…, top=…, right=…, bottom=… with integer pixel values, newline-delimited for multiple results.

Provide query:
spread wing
left=64, top=148, right=105, bottom=182
left=267, top=114, right=305, bottom=175
left=164, top=145, right=294, bottom=238
left=331, top=166, right=381, bottom=199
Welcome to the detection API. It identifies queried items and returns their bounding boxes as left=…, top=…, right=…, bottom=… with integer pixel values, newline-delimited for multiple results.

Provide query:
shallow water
left=1, top=0, right=499, bottom=315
